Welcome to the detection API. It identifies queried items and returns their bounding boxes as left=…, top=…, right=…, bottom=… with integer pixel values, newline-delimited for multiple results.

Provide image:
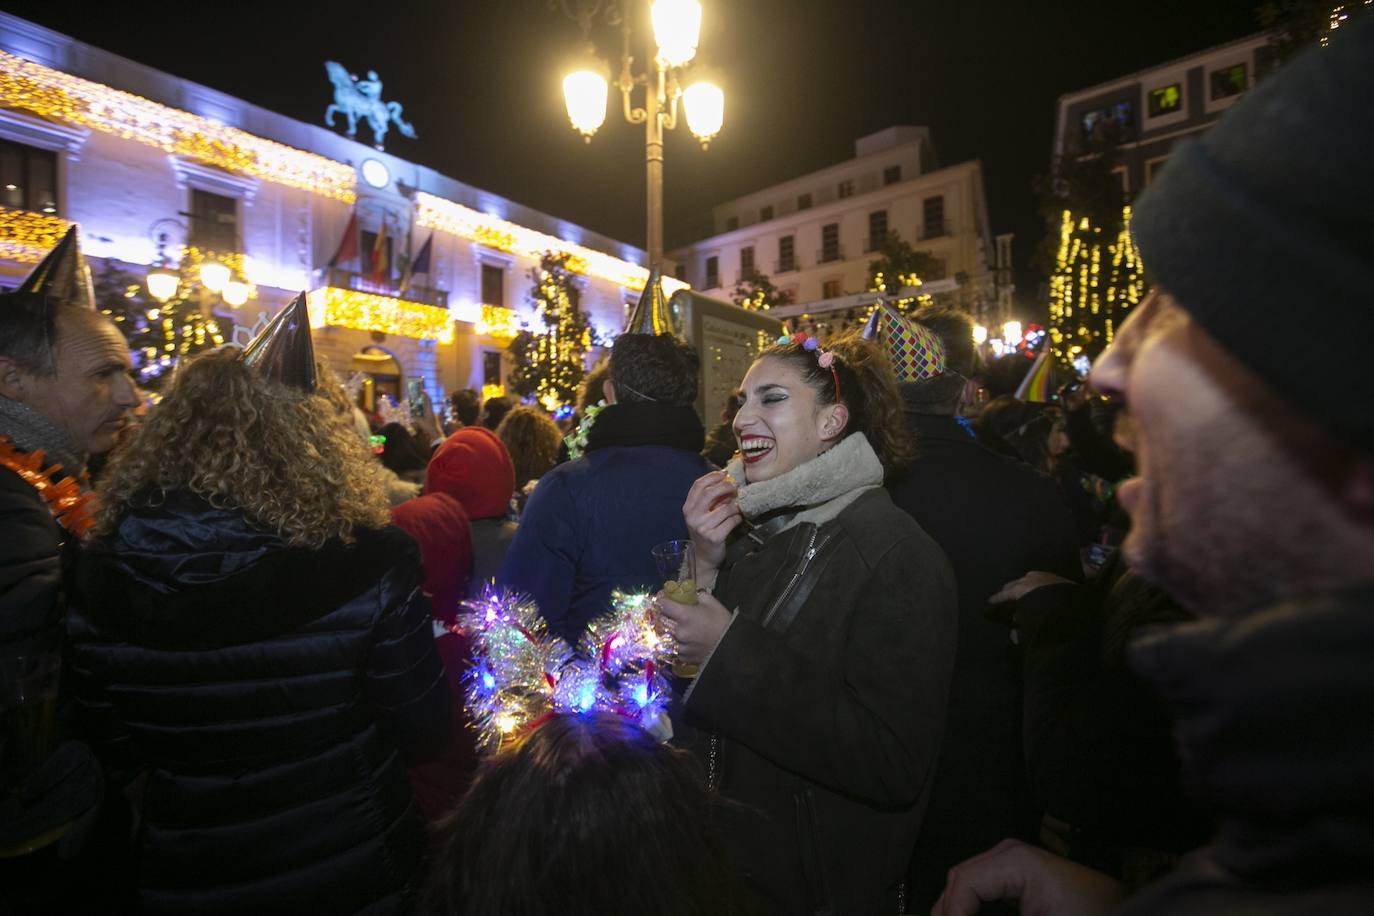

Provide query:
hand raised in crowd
left=933, top=839, right=1123, bottom=916
left=683, top=470, right=743, bottom=574
left=655, top=589, right=733, bottom=666
left=990, top=570, right=1075, bottom=605
left=411, top=389, right=443, bottom=445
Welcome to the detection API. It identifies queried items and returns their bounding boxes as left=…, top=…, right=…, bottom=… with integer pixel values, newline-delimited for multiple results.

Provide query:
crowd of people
left=2, top=21, right=1372, bottom=916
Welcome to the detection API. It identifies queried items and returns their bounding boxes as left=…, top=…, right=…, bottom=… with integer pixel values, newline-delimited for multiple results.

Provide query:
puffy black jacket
left=679, top=488, right=957, bottom=915
left=67, top=492, right=451, bottom=915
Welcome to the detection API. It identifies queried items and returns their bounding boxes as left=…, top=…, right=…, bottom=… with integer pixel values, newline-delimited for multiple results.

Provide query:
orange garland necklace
left=0, top=435, right=99, bottom=538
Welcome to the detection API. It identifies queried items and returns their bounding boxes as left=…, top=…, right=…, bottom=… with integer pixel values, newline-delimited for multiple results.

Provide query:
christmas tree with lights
left=507, top=251, right=590, bottom=410
left=1045, top=206, right=1143, bottom=366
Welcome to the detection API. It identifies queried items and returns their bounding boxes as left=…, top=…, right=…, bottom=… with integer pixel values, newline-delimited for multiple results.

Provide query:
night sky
left=5, top=0, right=1261, bottom=305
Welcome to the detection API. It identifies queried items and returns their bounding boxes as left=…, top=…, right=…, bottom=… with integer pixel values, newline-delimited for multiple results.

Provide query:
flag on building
left=328, top=209, right=359, bottom=268
left=400, top=234, right=433, bottom=293
left=369, top=220, right=389, bottom=285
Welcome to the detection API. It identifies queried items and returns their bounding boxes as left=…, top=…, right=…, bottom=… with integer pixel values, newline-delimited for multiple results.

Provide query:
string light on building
left=474, top=304, right=521, bottom=340
left=0, top=206, right=73, bottom=263
left=0, top=50, right=357, bottom=203
left=307, top=286, right=456, bottom=344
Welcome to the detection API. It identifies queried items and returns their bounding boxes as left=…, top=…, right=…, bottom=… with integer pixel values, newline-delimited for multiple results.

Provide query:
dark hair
left=480, top=396, right=513, bottom=431
left=909, top=303, right=977, bottom=378
left=609, top=334, right=699, bottom=407
left=578, top=360, right=611, bottom=414
left=974, top=396, right=1057, bottom=471
left=420, top=712, right=736, bottom=916
left=721, top=388, right=744, bottom=422
left=379, top=421, right=429, bottom=476
left=0, top=291, right=63, bottom=377
left=449, top=388, right=481, bottom=426
left=758, top=333, right=915, bottom=475
left=495, top=406, right=562, bottom=490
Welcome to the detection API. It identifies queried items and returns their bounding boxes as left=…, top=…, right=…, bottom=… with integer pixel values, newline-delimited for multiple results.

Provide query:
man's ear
left=0, top=356, right=31, bottom=403
left=602, top=379, right=617, bottom=405
left=820, top=402, right=850, bottom=441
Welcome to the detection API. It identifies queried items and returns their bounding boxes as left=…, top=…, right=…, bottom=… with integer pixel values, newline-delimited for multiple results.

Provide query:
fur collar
left=726, top=433, right=883, bottom=532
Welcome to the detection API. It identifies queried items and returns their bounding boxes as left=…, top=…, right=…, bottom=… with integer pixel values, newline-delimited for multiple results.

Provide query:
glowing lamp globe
left=1002, top=320, right=1023, bottom=345
left=222, top=280, right=250, bottom=307
left=563, top=70, right=609, bottom=140
left=652, top=0, right=702, bottom=67
left=972, top=324, right=989, bottom=345
left=683, top=81, right=724, bottom=145
left=146, top=269, right=179, bottom=303
left=199, top=261, right=230, bottom=293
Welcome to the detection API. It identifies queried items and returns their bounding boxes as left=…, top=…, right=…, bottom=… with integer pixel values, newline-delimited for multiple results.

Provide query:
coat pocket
left=794, top=787, right=835, bottom=916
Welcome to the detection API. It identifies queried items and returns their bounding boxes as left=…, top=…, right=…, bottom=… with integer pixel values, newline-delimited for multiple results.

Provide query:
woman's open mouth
left=739, top=436, right=774, bottom=464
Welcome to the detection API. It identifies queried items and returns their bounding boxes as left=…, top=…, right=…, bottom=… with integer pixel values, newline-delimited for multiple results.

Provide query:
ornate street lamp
left=555, top=0, right=725, bottom=266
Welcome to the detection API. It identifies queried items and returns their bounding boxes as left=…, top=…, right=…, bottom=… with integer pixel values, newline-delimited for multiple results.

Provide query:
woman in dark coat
left=658, top=333, right=958, bottom=915
left=66, top=313, right=450, bottom=915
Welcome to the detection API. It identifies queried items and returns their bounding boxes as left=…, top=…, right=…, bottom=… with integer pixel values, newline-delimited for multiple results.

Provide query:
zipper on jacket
left=761, top=527, right=822, bottom=628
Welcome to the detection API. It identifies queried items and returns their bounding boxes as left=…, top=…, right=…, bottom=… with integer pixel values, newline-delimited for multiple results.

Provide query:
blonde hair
left=95, top=348, right=391, bottom=548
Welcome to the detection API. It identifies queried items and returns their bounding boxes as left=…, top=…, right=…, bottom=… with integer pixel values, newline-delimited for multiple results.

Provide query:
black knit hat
left=1130, top=19, right=1374, bottom=452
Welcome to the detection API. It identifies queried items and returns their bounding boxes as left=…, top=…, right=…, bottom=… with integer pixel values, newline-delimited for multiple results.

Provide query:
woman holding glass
left=657, top=332, right=958, bottom=915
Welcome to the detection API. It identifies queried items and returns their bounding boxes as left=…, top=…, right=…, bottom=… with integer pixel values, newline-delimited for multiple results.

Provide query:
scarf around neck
left=584, top=401, right=706, bottom=454
left=0, top=394, right=84, bottom=475
left=726, top=432, right=884, bottom=532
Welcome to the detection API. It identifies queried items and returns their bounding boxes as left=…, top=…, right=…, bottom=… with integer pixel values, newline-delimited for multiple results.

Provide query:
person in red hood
left=389, top=426, right=516, bottom=822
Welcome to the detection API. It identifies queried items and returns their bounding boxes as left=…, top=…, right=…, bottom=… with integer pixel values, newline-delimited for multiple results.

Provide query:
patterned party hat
left=239, top=292, right=317, bottom=391
left=15, top=225, right=96, bottom=311
left=861, top=301, right=946, bottom=382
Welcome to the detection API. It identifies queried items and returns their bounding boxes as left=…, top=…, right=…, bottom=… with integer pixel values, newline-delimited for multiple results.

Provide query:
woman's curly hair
left=94, top=348, right=391, bottom=548
left=495, top=406, right=562, bottom=490
left=759, top=332, right=916, bottom=476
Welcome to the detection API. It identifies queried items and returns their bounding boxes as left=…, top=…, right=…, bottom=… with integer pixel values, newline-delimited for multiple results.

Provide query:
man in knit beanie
left=935, top=19, right=1374, bottom=916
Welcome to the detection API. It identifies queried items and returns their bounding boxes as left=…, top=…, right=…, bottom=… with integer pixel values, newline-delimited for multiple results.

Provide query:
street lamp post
left=556, top=0, right=723, bottom=267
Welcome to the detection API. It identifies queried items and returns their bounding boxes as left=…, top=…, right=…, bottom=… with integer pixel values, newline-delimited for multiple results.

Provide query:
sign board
left=670, top=290, right=782, bottom=424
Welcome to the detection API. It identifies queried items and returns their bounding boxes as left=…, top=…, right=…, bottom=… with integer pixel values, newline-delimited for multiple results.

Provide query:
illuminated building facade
left=0, top=12, right=684, bottom=405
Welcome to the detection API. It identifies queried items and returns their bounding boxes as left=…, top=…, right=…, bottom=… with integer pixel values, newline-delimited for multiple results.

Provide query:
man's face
left=1091, top=290, right=1319, bottom=615
left=13, top=311, right=138, bottom=456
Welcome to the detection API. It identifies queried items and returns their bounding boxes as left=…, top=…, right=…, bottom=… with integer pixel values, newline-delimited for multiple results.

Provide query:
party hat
left=861, top=301, right=946, bottom=382
left=16, top=226, right=96, bottom=311
left=1014, top=351, right=1056, bottom=403
left=623, top=267, right=677, bottom=336
left=239, top=292, right=317, bottom=391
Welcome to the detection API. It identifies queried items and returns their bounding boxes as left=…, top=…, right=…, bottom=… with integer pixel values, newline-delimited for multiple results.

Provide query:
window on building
left=797, top=192, right=812, bottom=210
left=740, top=246, right=755, bottom=277
left=0, top=139, right=58, bottom=215
left=837, top=179, right=854, bottom=199
left=188, top=189, right=238, bottom=252
left=867, top=210, right=888, bottom=251
left=725, top=215, right=739, bottom=231
left=1112, top=100, right=1136, bottom=130
left=820, top=223, right=840, bottom=263
left=1146, top=156, right=1168, bottom=185
left=822, top=279, right=842, bottom=299
left=1210, top=63, right=1247, bottom=100
left=778, top=235, right=795, bottom=272
left=674, top=262, right=687, bottom=281
left=1148, top=83, right=1183, bottom=117
left=922, top=196, right=946, bottom=238
left=759, top=204, right=774, bottom=222
left=481, top=263, right=505, bottom=306
left=883, top=165, right=901, bottom=185
left=705, top=255, right=719, bottom=288
left=1110, top=165, right=1130, bottom=197
left=482, top=350, right=502, bottom=386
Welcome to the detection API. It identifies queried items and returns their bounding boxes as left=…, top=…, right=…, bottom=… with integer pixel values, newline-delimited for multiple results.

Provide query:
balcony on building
left=317, top=266, right=449, bottom=310
left=816, top=245, right=844, bottom=264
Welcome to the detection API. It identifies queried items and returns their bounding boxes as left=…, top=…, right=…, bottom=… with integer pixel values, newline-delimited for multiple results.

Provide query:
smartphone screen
left=407, top=378, right=425, bottom=417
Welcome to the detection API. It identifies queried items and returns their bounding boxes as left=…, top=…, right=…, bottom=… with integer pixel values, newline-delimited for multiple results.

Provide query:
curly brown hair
left=94, top=349, right=392, bottom=548
left=495, top=406, right=563, bottom=490
left=759, top=332, right=915, bottom=475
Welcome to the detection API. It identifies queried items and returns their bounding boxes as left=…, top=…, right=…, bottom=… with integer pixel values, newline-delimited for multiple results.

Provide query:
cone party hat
left=240, top=292, right=317, bottom=391
left=861, top=301, right=946, bottom=382
left=15, top=225, right=96, bottom=311
left=623, top=267, right=677, bottom=336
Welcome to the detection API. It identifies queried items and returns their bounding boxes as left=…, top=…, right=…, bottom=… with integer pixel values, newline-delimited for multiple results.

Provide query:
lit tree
left=865, top=230, right=943, bottom=309
left=506, top=251, right=590, bottom=409
left=732, top=269, right=791, bottom=311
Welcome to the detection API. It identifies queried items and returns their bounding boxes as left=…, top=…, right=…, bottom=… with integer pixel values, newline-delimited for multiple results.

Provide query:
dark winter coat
left=679, top=487, right=957, bottom=915
left=66, top=492, right=452, bottom=915
left=887, top=409, right=1082, bottom=910
left=1015, top=552, right=1207, bottom=883
left=1117, top=588, right=1374, bottom=915
left=0, top=464, right=66, bottom=658
left=497, top=402, right=710, bottom=642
